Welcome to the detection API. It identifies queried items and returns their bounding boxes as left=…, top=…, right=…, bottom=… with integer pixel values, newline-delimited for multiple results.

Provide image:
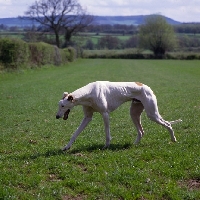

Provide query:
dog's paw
left=134, top=141, right=139, bottom=145
left=102, top=145, right=110, bottom=150
left=171, top=137, right=177, bottom=142
left=62, top=146, right=71, bottom=151
left=134, top=140, right=141, bottom=145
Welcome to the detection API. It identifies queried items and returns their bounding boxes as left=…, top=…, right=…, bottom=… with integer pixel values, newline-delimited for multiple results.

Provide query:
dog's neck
left=70, top=86, right=92, bottom=106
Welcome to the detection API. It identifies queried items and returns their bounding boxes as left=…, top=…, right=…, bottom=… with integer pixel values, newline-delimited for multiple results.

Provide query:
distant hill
left=93, top=15, right=181, bottom=25
left=0, top=15, right=181, bottom=27
left=0, top=18, right=37, bottom=27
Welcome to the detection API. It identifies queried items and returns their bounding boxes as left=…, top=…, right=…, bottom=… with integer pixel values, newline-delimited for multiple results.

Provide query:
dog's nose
left=56, top=115, right=60, bottom=119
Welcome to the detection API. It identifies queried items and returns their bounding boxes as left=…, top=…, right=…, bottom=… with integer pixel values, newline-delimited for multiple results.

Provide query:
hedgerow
left=83, top=49, right=200, bottom=60
left=0, top=38, right=76, bottom=70
left=0, top=38, right=29, bottom=69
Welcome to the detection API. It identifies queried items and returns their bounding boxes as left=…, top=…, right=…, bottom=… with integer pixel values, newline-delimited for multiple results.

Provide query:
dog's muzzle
left=56, top=109, right=70, bottom=120
left=63, top=109, right=70, bottom=120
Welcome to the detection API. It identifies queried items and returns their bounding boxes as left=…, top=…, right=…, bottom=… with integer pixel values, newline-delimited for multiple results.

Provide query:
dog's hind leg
left=144, top=98, right=177, bottom=142
left=130, top=101, right=144, bottom=144
left=63, top=106, right=93, bottom=151
left=148, top=115, right=177, bottom=142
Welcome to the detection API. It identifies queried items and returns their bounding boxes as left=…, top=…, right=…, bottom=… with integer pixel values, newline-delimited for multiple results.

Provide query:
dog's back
left=91, top=81, right=145, bottom=112
left=96, top=81, right=144, bottom=98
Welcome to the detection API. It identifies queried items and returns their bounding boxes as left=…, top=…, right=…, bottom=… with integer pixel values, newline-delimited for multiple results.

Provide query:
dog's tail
left=169, top=119, right=182, bottom=125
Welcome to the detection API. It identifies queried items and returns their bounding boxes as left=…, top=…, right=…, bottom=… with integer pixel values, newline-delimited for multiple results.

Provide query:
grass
left=0, top=59, right=200, bottom=199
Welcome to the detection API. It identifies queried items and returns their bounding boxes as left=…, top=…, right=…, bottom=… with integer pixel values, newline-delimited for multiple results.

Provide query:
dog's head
left=56, top=92, right=75, bottom=120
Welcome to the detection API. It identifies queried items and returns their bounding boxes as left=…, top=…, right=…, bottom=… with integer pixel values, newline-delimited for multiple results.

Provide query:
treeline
left=174, top=23, right=200, bottom=35
left=83, top=35, right=200, bottom=51
left=85, top=24, right=138, bottom=35
left=79, top=23, right=200, bottom=35
left=1, top=23, right=200, bottom=35
left=0, top=23, right=138, bottom=34
left=0, top=38, right=76, bottom=70
left=86, top=23, right=200, bottom=35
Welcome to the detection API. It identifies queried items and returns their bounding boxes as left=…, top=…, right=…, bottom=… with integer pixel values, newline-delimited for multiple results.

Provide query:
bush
left=165, top=52, right=200, bottom=60
left=29, top=43, right=76, bottom=67
left=0, top=38, right=76, bottom=70
left=63, top=47, right=76, bottom=62
left=0, top=38, right=29, bottom=69
left=186, top=54, right=199, bottom=60
left=29, top=42, right=53, bottom=66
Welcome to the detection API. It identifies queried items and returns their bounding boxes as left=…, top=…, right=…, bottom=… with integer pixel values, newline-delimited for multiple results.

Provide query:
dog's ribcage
left=72, top=81, right=143, bottom=112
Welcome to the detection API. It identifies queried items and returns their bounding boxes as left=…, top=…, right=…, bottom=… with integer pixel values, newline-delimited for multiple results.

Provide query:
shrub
left=29, top=43, right=76, bottom=67
left=186, top=54, right=198, bottom=60
left=63, top=47, right=76, bottom=62
left=29, top=42, right=57, bottom=67
left=0, top=38, right=76, bottom=70
left=0, top=38, right=29, bottom=69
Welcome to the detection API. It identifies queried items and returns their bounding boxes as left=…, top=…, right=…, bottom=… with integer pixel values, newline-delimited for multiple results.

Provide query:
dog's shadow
left=2, top=143, right=133, bottom=163
left=44, top=143, right=132, bottom=157
left=25, top=143, right=133, bottom=160
left=68, top=142, right=132, bottom=154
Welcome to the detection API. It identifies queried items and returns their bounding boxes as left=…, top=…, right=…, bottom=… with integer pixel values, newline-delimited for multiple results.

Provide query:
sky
left=0, top=0, right=200, bottom=23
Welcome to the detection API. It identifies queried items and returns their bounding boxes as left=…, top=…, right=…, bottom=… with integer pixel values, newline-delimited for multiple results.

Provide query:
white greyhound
left=56, top=81, right=181, bottom=150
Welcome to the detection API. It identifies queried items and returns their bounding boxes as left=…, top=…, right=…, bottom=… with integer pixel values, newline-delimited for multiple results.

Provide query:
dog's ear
left=67, top=95, right=74, bottom=102
left=62, top=92, right=68, bottom=99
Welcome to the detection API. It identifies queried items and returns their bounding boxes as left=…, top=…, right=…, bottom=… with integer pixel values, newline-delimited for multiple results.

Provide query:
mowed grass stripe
left=0, top=59, right=199, bottom=199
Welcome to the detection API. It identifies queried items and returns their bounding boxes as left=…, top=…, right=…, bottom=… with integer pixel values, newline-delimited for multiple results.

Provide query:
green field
left=0, top=59, right=200, bottom=199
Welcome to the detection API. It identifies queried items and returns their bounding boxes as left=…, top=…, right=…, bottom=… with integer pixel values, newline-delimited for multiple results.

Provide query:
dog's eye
left=61, top=105, right=64, bottom=108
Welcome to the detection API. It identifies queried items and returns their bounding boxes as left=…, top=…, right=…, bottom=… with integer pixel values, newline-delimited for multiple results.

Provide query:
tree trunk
left=64, top=29, right=73, bottom=47
left=55, top=32, right=60, bottom=48
left=153, top=47, right=165, bottom=58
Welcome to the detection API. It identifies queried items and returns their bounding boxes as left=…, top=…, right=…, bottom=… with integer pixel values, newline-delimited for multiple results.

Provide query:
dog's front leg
left=63, top=117, right=92, bottom=151
left=102, top=112, right=111, bottom=149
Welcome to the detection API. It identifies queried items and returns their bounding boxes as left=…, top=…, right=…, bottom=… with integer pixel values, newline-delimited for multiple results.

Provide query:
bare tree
left=23, top=0, right=93, bottom=47
left=63, top=11, right=93, bottom=47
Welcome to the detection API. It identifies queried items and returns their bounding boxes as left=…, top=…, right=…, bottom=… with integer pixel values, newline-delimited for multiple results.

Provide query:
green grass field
left=0, top=59, right=200, bottom=199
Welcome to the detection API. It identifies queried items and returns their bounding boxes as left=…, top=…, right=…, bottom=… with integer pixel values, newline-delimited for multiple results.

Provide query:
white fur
left=56, top=81, right=182, bottom=150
